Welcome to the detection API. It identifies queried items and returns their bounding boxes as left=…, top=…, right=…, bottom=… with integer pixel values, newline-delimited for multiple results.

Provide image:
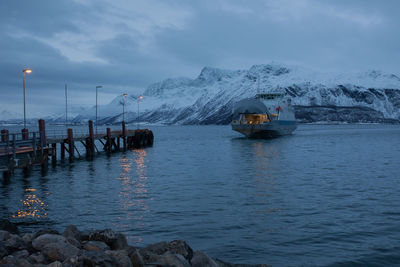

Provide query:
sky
left=0, top=0, right=399, bottom=116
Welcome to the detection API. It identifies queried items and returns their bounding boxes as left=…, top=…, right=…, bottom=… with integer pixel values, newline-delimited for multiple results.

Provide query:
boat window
left=243, top=114, right=269, bottom=124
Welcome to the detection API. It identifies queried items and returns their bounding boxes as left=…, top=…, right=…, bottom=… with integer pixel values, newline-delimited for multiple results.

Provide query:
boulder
left=191, top=251, right=219, bottom=267
left=47, top=261, right=63, bottom=267
left=88, top=229, right=117, bottom=244
left=105, top=250, right=132, bottom=267
left=79, top=250, right=120, bottom=267
left=139, top=241, right=168, bottom=262
left=63, top=225, right=82, bottom=242
left=139, top=240, right=193, bottom=263
left=33, top=229, right=60, bottom=239
left=0, top=230, right=10, bottom=241
left=41, top=241, right=80, bottom=262
left=22, top=233, right=34, bottom=244
left=156, top=251, right=191, bottom=267
left=83, top=241, right=110, bottom=251
left=66, top=237, right=81, bottom=248
left=27, top=252, right=46, bottom=264
left=0, top=255, right=17, bottom=265
left=0, top=242, right=7, bottom=258
left=32, top=234, right=67, bottom=250
left=4, top=233, right=26, bottom=252
left=16, top=258, right=33, bottom=267
left=167, top=240, right=193, bottom=262
left=88, top=229, right=127, bottom=250
left=0, top=219, right=19, bottom=234
left=126, top=246, right=144, bottom=267
left=12, top=249, right=30, bottom=259
left=111, top=233, right=128, bottom=250
left=62, top=255, right=80, bottom=267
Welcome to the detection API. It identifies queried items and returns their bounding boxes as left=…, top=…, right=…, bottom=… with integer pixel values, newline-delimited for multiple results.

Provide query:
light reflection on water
left=12, top=188, right=47, bottom=219
left=116, top=149, right=149, bottom=243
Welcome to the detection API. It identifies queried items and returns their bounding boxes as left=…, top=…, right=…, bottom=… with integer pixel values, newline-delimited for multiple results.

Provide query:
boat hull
left=231, top=120, right=296, bottom=138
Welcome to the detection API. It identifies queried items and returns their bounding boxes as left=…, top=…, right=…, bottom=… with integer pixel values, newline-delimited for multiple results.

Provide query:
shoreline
left=0, top=220, right=269, bottom=267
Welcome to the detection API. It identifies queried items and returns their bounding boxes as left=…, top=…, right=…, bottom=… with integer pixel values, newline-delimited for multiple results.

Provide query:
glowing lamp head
left=138, top=95, right=143, bottom=101
left=23, top=69, right=32, bottom=74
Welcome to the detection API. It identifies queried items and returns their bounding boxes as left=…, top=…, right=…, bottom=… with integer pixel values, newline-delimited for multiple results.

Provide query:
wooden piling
left=38, top=119, right=46, bottom=145
left=1, top=129, right=9, bottom=142
left=61, top=142, right=65, bottom=159
left=122, top=121, right=127, bottom=150
left=21, top=128, right=29, bottom=140
left=106, top=128, right=111, bottom=154
left=88, top=120, right=94, bottom=158
left=51, top=143, right=57, bottom=164
left=67, top=128, right=74, bottom=162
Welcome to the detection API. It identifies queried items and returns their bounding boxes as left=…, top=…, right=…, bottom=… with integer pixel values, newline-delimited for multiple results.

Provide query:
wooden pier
left=0, top=119, right=154, bottom=178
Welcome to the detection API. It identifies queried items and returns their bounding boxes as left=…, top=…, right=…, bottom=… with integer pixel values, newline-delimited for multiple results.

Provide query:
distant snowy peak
left=142, top=63, right=400, bottom=100
left=144, top=77, right=193, bottom=96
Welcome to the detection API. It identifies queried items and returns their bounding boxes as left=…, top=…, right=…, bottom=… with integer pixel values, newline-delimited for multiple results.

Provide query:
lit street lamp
left=137, top=95, right=143, bottom=129
left=95, top=85, right=102, bottom=133
left=122, top=93, right=127, bottom=122
left=22, top=69, right=32, bottom=129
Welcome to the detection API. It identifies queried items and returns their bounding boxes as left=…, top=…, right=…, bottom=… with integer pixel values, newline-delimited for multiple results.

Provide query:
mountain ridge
left=1, top=63, right=400, bottom=125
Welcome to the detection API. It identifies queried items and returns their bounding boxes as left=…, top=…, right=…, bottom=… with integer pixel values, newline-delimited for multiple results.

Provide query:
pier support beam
left=1, top=129, right=9, bottom=142
left=38, top=119, right=46, bottom=145
left=87, top=120, right=95, bottom=159
left=67, top=128, right=74, bottom=162
left=106, top=128, right=111, bottom=154
left=122, top=121, right=127, bottom=150
left=21, top=128, right=29, bottom=140
left=51, top=143, right=57, bottom=165
left=61, top=142, right=65, bottom=160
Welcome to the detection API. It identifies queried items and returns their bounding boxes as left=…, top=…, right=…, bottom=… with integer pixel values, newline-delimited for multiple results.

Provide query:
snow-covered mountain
left=2, top=63, right=400, bottom=125
left=99, top=63, right=400, bottom=124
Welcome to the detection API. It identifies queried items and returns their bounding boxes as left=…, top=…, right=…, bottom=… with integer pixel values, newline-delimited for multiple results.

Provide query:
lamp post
left=122, top=93, right=127, bottom=122
left=95, top=85, right=102, bottom=133
left=137, top=95, right=143, bottom=129
left=22, top=69, right=32, bottom=129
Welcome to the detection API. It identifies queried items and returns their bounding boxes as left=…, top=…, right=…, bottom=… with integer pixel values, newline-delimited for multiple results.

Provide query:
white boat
left=231, top=87, right=296, bottom=138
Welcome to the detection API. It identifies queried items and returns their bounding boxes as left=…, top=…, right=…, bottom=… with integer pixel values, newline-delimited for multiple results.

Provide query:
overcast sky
left=1, top=0, right=399, bottom=115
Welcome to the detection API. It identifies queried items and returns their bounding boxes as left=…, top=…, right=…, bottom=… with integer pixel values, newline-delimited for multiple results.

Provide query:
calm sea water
left=1, top=124, right=400, bottom=266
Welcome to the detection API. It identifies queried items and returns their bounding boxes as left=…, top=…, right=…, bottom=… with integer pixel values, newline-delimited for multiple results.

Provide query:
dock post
left=106, top=128, right=111, bottom=154
left=88, top=120, right=94, bottom=158
left=51, top=143, right=57, bottom=164
left=38, top=119, right=47, bottom=146
left=12, top=134, right=16, bottom=166
left=32, top=132, right=37, bottom=158
left=122, top=121, right=127, bottom=150
left=61, top=142, right=65, bottom=160
left=21, top=128, right=29, bottom=140
left=1, top=129, right=9, bottom=142
left=67, top=128, right=74, bottom=162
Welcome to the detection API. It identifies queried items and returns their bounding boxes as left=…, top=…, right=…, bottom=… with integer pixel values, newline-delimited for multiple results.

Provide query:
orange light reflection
left=12, top=188, right=47, bottom=219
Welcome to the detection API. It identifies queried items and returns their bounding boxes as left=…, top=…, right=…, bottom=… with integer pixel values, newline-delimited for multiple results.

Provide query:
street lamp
left=122, top=93, right=127, bottom=122
left=95, top=85, right=102, bottom=133
left=137, top=95, right=143, bottom=129
left=22, top=69, right=32, bottom=129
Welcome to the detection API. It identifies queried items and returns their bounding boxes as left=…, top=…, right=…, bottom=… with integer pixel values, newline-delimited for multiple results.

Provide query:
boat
left=231, top=86, right=296, bottom=138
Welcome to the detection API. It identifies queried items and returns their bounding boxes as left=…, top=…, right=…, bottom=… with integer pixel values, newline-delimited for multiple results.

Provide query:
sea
left=1, top=124, right=400, bottom=266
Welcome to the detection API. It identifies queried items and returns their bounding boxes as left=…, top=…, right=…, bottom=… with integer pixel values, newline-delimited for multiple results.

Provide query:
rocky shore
left=0, top=220, right=268, bottom=267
